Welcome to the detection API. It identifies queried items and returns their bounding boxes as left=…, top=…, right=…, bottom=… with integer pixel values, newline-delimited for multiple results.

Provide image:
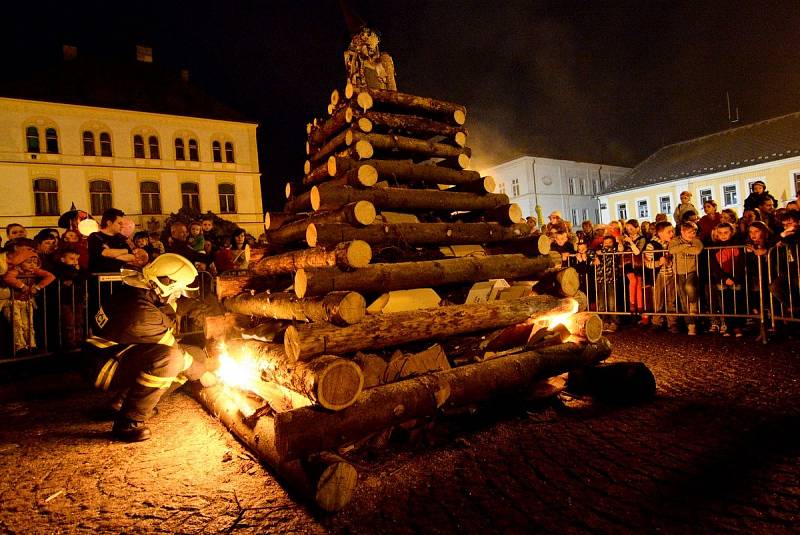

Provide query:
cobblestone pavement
left=0, top=328, right=798, bottom=534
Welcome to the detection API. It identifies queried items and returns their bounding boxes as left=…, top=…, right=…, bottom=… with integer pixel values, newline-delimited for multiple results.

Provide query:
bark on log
left=306, top=222, right=535, bottom=248
left=308, top=129, right=350, bottom=164
left=329, top=157, right=482, bottom=186
left=284, top=188, right=315, bottom=214
left=224, top=290, right=366, bottom=326
left=359, top=110, right=466, bottom=140
left=250, top=241, right=372, bottom=276
left=215, top=273, right=291, bottom=301
left=325, top=166, right=379, bottom=188
left=266, top=201, right=377, bottom=246
left=310, top=184, right=510, bottom=213
left=224, top=340, right=364, bottom=410
left=284, top=292, right=572, bottom=360
left=273, top=339, right=611, bottom=459
left=436, top=153, right=471, bottom=170
left=309, top=106, right=353, bottom=146
left=456, top=203, right=523, bottom=224
left=562, top=312, right=604, bottom=343
left=349, top=131, right=468, bottom=160
left=448, top=176, right=495, bottom=194
left=294, top=253, right=559, bottom=299
left=264, top=212, right=309, bottom=231
left=486, top=234, right=552, bottom=257
left=531, top=267, right=581, bottom=297
left=192, top=386, right=358, bottom=511
left=356, top=88, right=467, bottom=125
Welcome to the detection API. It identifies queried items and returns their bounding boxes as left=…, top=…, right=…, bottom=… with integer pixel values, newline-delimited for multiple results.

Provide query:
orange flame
left=214, top=342, right=260, bottom=392
left=541, top=298, right=580, bottom=330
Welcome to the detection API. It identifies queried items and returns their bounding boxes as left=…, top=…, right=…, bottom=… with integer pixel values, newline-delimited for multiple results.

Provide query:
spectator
left=698, top=200, right=721, bottom=242
left=744, top=221, right=772, bottom=332
left=148, top=232, right=165, bottom=257
left=673, top=191, right=698, bottom=225
left=708, top=223, right=745, bottom=337
left=743, top=180, right=776, bottom=212
left=201, top=215, right=219, bottom=253
left=607, top=220, right=622, bottom=238
left=166, top=222, right=208, bottom=270
left=720, top=208, right=738, bottom=226
left=769, top=210, right=800, bottom=313
left=593, top=235, right=622, bottom=332
left=88, top=208, right=135, bottom=273
left=132, top=231, right=158, bottom=262
left=188, top=221, right=206, bottom=253
left=757, top=195, right=781, bottom=235
left=640, top=220, right=653, bottom=241
left=214, top=229, right=249, bottom=273
left=644, top=221, right=679, bottom=333
left=550, top=228, right=575, bottom=264
left=525, top=216, right=537, bottom=229
left=621, top=219, right=647, bottom=319
left=50, top=246, right=87, bottom=349
left=669, top=221, right=704, bottom=335
left=34, top=229, right=58, bottom=272
left=2, top=247, right=55, bottom=352
left=545, top=211, right=564, bottom=236
left=786, top=200, right=799, bottom=211
left=573, top=241, right=595, bottom=296
left=654, top=213, right=669, bottom=224
left=6, top=223, right=27, bottom=242
left=589, top=225, right=606, bottom=250
left=577, top=220, right=593, bottom=243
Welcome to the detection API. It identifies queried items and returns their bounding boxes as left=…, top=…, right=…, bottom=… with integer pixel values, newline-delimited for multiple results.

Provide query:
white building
left=481, top=156, right=630, bottom=227
left=0, top=49, right=264, bottom=238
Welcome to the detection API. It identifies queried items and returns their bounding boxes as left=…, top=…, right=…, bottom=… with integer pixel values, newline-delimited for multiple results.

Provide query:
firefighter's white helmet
left=141, top=253, right=198, bottom=298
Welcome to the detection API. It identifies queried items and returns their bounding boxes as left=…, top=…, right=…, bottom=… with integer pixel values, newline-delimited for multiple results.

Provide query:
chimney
left=62, top=45, right=78, bottom=61
left=136, top=45, right=153, bottom=63
left=180, top=69, right=190, bottom=82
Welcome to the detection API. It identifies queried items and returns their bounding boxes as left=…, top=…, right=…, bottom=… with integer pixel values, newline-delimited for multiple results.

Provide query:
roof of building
left=0, top=57, right=254, bottom=124
left=606, top=112, right=800, bottom=194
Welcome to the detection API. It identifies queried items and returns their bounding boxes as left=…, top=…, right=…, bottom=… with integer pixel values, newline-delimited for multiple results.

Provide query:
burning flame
left=214, top=343, right=260, bottom=392
left=542, top=298, right=580, bottom=330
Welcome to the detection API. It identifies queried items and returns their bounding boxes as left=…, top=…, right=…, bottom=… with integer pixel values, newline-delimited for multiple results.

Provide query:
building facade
left=598, top=112, right=800, bottom=224
left=481, top=156, right=631, bottom=227
left=0, top=97, right=263, bottom=237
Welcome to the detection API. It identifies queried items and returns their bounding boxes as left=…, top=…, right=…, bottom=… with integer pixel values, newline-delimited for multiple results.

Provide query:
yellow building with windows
left=0, top=54, right=264, bottom=238
left=598, top=112, right=800, bottom=223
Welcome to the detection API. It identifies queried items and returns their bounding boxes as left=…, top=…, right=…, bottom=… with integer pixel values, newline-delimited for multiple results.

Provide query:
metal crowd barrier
left=563, top=242, right=800, bottom=342
left=0, top=270, right=215, bottom=361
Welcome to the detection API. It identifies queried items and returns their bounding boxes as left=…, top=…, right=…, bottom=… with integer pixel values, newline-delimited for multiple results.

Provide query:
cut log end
left=357, top=117, right=373, bottom=133
left=582, top=314, right=604, bottom=343
left=330, top=89, right=340, bottom=107
left=454, top=131, right=467, bottom=147
left=315, top=461, right=358, bottom=512
left=327, top=156, right=337, bottom=177
left=306, top=224, right=319, bottom=248
left=508, top=203, right=524, bottom=224
left=353, top=200, right=377, bottom=225
left=285, top=182, right=293, bottom=199
left=356, top=165, right=379, bottom=187
left=345, top=129, right=354, bottom=146
left=483, top=175, right=496, bottom=193
left=345, top=107, right=354, bottom=123
left=316, top=358, right=365, bottom=410
left=294, top=271, right=309, bottom=300
left=537, top=234, right=551, bottom=255
left=335, top=291, right=367, bottom=325
left=304, top=160, right=311, bottom=175
left=453, top=109, right=467, bottom=125
left=310, top=186, right=322, bottom=211
left=344, top=82, right=354, bottom=100
left=355, top=140, right=374, bottom=160
left=457, top=153, right=470, bottom=169
left=344, top=240, right=372, bottom=268
left=555, top=267, right=581, bottom=297
left=356, top=92, right=373, bottom=111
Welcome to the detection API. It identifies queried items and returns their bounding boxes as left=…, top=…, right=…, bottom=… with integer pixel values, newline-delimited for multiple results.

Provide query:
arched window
left=224, top=142, right=235, bottom=163
left=82, top=131, right=96, bottom=156
left=89, top=180, right=113, bottom=215
left=218, top=183, right=236, bottom=213
left=188, top=139, right=199, bottom=161
left=26, top=126, right=40, bottom=153
left=33, top=178, right=59, bottom=215
left=212, top=140, right=222, bottom=162
left=133, top=135, right=145, bottom=158
left=99, top=132, right=112, bottom=157
left=140, top=181, right=161, bottom=214
left=148, top=136, right=160, bottom=159
left=45, top=128, right=59, bottom=153
left=174, top=138, right=185, bottom=160
left=181, top=182, right=200, bottom=211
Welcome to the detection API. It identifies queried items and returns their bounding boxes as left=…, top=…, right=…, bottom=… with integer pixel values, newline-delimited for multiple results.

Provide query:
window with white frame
left=722, top=184, right=738, bottom=206
left=571, top=209, right=578, bottom=226
left=617, top=203, right=628, bottom=220
left=497, top=182, right=506, bottom=195
left=511, top=178, right=520, bottom=197
left=637, top=199, right=649, bottom=218
left=568, top=177, right=576, bottom=195
left=659, top=195, right=672, bottom=215
left=698, top=188, right=713, bottom=204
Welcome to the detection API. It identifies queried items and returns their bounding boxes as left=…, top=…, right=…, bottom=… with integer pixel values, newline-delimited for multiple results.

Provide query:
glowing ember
left=214, top=343, right=260, bottom=392
left=541, top=298, right=580, bottom=330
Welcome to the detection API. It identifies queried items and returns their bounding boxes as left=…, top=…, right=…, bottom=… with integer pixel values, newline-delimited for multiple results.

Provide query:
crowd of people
left=537, top=183, right=799, bottom=338
left=0, top=209, right=259, bottom=354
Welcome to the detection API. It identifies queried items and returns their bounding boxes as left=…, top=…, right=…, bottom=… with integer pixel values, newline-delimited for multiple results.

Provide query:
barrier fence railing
left=1, top=270, right=215, bottom=361
left=563, top=242, right=799, bottom=341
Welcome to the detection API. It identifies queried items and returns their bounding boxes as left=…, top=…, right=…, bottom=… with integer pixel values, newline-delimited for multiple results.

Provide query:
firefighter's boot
left=112, top=417, right=152, bottom=442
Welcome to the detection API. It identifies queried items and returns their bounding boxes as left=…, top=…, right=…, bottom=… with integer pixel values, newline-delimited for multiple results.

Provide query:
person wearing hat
left=744, top=180, right=777, bottom=212
left=83, top=253, right=217, bottom=442
left=545, top=210, right=564, bottom=236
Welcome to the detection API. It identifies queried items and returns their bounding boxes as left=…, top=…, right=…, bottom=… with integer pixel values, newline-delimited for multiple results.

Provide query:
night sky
left=3, top=0, right=799, bottom=211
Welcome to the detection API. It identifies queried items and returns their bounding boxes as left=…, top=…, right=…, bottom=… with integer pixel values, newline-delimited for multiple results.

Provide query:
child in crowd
left=769, top=210, right=800, bottom=314
left=593, top=235, right=622, bottom=332
left=550, top=228, right=575, bottom=264
left=673, top=191, right=698, bottom=225
left=708, top=223, right=744, bottom=337
left=573, top=241, right=595, bottom=297
left=644, top=221, right=679, bottom=333
left=2, top=247, right=55, bottom=352
left=50, top=247, right=86, bottom=349
left=148, top=232, right=165, bottom=257
left=622, top=219, right=647, bottom=319
left=201, top=215, right=218, bottom=253
left=132, top=231, right=158, bottom=262
left=188, top=221, right=206, bottom=253
left=669, top=221, right=704, bottom=335
left=698, top=200, right=721, bottom=242
left=743, top=180, right=777, bottom=212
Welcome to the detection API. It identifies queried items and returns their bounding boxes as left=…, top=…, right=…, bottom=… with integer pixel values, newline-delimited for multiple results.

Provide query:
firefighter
left=84, top=253, right=216, bottom=442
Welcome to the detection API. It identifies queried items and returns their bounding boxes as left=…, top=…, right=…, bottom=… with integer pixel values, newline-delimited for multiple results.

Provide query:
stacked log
left=195, top=77, right=640, bottom=514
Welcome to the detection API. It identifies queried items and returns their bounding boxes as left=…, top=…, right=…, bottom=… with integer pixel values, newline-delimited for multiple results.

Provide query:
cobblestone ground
left=0, top=328, right=798, bottom=534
